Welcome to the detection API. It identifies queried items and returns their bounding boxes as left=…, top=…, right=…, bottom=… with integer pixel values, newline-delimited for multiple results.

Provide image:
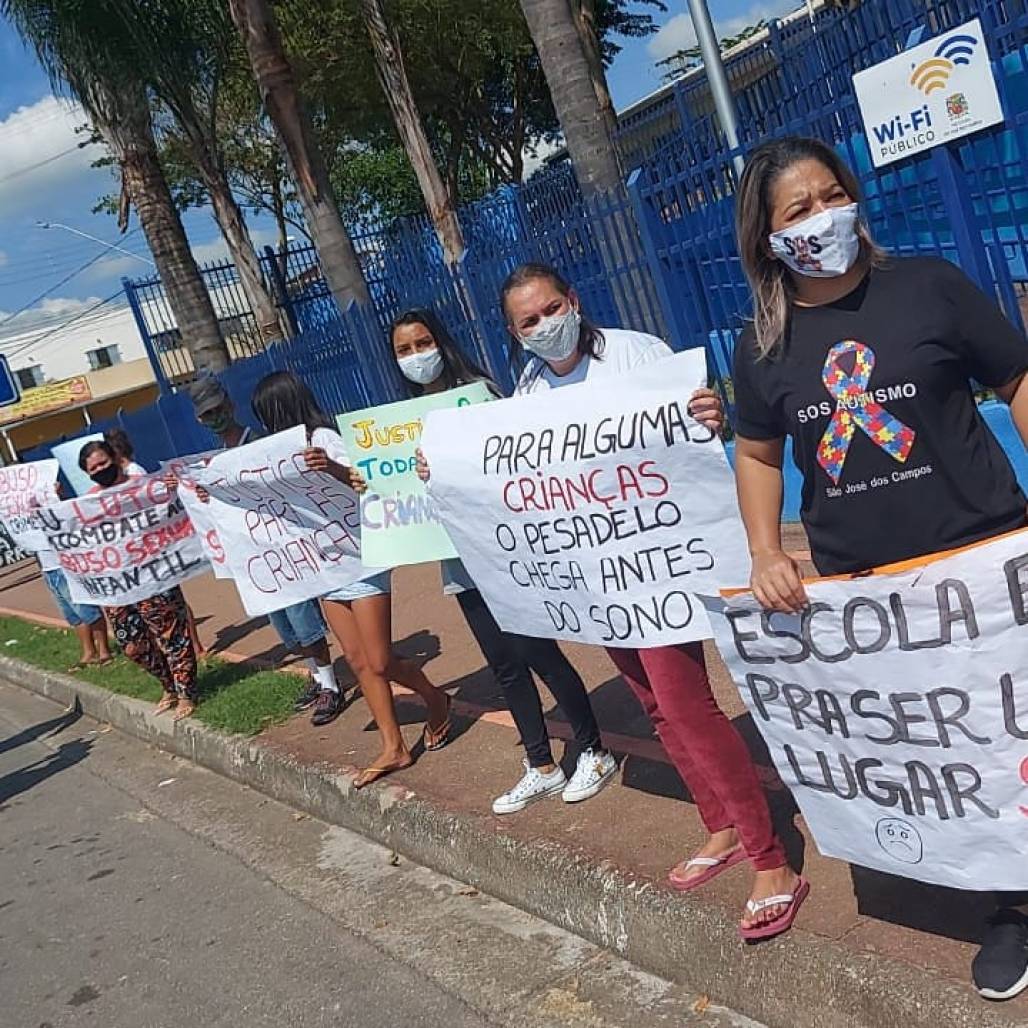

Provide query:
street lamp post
left=35, top=221, right=155, bottom=267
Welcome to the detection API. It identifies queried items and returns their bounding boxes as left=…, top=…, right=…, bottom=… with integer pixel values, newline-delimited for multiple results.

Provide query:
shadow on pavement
left=0, top=737, right=93, bottom=805
left=0, top=701, right=82, bottom=758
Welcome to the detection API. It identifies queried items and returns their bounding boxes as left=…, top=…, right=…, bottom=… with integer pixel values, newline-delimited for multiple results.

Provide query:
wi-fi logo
left=910, top=58, right=953, bottom=94
left=935, top=33, right=978, bottom=66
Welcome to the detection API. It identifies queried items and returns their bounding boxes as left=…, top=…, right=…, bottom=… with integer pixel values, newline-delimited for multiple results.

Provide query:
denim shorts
left=267, top=599, right=327, bottom=650
left=43, top=567, right=102, bottom=628
left=322, top=570, right=392, bottom=603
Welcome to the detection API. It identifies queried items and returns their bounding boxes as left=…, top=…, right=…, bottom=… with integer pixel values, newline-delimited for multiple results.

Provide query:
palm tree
left=115, top=0, right=284, bottom=345
left=228, top=0, right=370, bottom=309
left=359, top=0, right=465, bottom=265
left=571, top=0, right=619, bottom=146
left=519, top=0, right=623, bottom=196
left=2, top=0, right=230, bottom=373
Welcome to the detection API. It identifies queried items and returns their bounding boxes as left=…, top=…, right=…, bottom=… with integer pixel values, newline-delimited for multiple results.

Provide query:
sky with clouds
left=0, top=0, right=799, bottom=345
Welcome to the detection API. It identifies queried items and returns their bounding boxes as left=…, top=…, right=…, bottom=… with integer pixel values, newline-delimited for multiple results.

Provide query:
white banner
left=422, top=350, right=750, bottom=647
left=42, top=473, right=209, bottom=606
left=160, top=450, right=231, bottom=578
left=51, top=433, right=102, bottom=496
left=704, top=529, right=1028, bottom=891
left=196, top=426, right=364, bottom=616
left=0, top=459, right=60, bottom=554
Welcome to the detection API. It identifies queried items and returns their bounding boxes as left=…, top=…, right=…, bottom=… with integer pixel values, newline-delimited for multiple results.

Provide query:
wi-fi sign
left=935, top=33, right=978, bottom=66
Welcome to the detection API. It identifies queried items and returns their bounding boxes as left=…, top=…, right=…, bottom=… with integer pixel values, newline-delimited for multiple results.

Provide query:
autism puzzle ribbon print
left=816, top=340, right=916, bottom=484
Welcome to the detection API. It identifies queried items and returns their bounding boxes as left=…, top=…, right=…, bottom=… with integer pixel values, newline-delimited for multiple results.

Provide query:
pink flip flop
left=739, top=877, right=810, bottom=942
left=668, top=846, right=746, bottom=891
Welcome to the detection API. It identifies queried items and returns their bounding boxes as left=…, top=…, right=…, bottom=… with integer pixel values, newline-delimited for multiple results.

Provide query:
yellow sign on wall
left=0, top=376, right=92, bottom=426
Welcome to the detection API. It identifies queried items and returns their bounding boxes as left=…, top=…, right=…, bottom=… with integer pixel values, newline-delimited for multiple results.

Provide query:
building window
left=86, top=343, right=122, bottom=371
left=152, top=328, right=183, bottom=354
left=14, top=365, right=44, bottom=390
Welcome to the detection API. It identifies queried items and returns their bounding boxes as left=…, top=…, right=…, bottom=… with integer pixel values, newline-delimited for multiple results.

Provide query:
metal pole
left=686, top=0, right=745, bottom=175
left=36, top=222, right=155, bottom=267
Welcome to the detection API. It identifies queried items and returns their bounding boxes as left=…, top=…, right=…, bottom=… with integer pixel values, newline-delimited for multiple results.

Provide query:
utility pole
left=685, top=0, right=745, bottom=176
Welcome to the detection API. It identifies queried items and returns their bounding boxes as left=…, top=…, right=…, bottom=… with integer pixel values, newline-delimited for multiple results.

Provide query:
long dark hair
left=499, top=263, right=605, bottom=383
left=104, top=427, right=134, bottom=463
left=252, top=371, right=334, bottom=439
left=391, top=308, right=493, bottom=397
left=78, top=440, right=117, bottom=471
left=735, top=135, right=886, bottom=356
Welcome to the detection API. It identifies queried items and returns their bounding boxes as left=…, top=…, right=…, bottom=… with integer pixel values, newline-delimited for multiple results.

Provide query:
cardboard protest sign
left=0, top=459, right=60, bottom=554
left=421, top=350, right=749, bottom=647
left=52, top=434, right=102, bottom=497
left=703, top=529, right=1028, bottom=891
left=196, top=426, right=364, bottom=616
left=160, top=450, right=230, bottom=578
left=337, top=383, right=492, bottom=568
left=41, top=474, right=208, bottom=605
left=0, top=522, right=28, bottom=568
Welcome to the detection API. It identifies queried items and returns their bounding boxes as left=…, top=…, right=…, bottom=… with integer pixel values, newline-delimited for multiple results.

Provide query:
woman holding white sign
left=251, top=372, right=453, bottom=789
left=733, top=136, right=1028, bottom=995
left=79, top=441, right=200, bottom=721
left=496, top=263, right=801, bottom=942
left=396, top=308, right=619, bottom=813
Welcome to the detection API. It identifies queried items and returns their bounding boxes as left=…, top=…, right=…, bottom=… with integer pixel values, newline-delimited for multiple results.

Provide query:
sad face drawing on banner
left=816, top=339, right=917, bottom=484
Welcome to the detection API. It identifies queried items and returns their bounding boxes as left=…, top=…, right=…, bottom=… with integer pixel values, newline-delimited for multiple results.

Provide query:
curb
left=3, top=654, right=1022, bottom=1028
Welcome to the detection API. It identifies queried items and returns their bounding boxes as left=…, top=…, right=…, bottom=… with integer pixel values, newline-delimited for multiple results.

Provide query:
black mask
left=90, top=465, right=120, bottom=489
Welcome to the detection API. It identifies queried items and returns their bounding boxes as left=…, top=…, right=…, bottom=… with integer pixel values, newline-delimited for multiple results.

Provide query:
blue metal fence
left=55, top=0, right=1028, bottom=486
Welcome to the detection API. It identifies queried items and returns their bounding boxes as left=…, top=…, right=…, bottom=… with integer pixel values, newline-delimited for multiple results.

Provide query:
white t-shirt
left=515, top=327, right=672, bottom=395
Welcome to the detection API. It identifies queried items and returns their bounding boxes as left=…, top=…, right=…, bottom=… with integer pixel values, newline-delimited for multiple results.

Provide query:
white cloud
left=0, top=294, right=104, bottom=342
left=79, top=252, right=154, bottom=284
left=0, top=95, right=109, bottom=217
left=191, top=226, right=282, bottom=267
left=647, top=2, right=801, bottom=63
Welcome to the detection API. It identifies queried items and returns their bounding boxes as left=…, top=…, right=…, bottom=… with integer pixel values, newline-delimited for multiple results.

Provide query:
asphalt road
left=0, top=679, right=758, bottom=1028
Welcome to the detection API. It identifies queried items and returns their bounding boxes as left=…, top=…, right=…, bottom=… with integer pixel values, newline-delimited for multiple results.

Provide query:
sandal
left=354, top=757, right=413, bottom=790
left=668, top=846, right=746, bottom=892
left=172, top=699, right=197, bottom=722
left=154, top=694, right=178, bottom=715
left=424, top=694, right=453, bottom=752
left=739, top=877, right=810, bottom=942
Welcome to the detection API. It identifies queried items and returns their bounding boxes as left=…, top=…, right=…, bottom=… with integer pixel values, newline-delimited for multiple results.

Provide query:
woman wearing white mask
left=500, top=263, right=801, bottom=942
left=394, top=308, right=618, bottom=814
left=733, top=137, right=1028, bottom=991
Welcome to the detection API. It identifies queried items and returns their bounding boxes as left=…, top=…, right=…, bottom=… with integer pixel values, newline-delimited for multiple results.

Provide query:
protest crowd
left=7, top=138, right=1028, bottom=1002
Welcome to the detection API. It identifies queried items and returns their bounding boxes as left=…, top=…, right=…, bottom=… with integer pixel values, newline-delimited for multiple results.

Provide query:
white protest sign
left=704, top=529, right=1028, bottom=891
left=52, top=433, right=102, bottom=496
left=196, top=426, right=364, bottom=616
left=42, top=474, right=209, bottom=606
left=853, top=18, right=1003, bottom=168
left=422, top=350, right=750, bottom=647
left=160, top=450, right=230, bottom=578
left=0, top=459, right=60, bottom=554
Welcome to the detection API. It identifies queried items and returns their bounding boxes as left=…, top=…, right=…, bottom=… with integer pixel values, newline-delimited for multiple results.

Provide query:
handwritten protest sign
left=160, top=450, right=230, bottom=577
left=52, top=434, right=103, bottom=496
left=338, top=383, right=491, bottom=568
left=197, top=426, right=364, bottom=616
left=704, top=529, right=1028, bottom=890
left=0, top=523, right=27, bottom=568
left=0, top=458, right=60, bottom=554
left=41, top=474, right=208, bottom=605
left=421, top=350, right=749, bottom=647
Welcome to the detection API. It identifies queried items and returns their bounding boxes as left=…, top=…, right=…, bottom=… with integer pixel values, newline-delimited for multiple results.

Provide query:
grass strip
left=0, top=615, right=305, bottom=736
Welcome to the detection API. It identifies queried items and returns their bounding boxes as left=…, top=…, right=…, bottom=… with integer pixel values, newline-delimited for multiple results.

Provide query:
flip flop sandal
left=739, top=877, right=810, bottom=942
left=668, top=846, right=746, bottom=891
left=423, top=695, right=453, bottom=752
left=172, top=700, right=197, bottom=722
left=354, top=758, right=413, bottom=790
left=154, top=694, right=178, bottom=715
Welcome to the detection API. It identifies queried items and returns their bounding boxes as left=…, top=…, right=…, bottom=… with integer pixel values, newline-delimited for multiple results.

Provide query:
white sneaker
left=562, top=748, right=617, bottom=804
left=492, top=761, right=567, bottom=815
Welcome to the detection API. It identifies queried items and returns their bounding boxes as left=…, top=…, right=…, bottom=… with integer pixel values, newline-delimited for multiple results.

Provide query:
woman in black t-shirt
left=732, top=135, right=1028, bottom=1000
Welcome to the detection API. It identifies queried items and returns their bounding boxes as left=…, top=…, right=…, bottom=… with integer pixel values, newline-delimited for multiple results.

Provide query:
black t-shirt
left=733, top=257, right=1028, bottom=575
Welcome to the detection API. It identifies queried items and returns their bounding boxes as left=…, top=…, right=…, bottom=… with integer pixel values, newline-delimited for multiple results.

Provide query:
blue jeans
left=43, top=568, right=102, bottom=628
left=267, top=599, right=327, bottom=651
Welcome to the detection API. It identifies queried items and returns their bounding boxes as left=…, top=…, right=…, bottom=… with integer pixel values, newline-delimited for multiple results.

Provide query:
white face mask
left=769, top=203, right=860, bottom=278
left=397, top=348, right=443, bottom=386
left=520, top=307, right=581, bottom=362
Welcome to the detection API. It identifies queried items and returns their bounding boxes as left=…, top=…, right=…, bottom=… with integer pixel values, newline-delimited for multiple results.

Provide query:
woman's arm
left=303, top=446, right=361, bottom=490
left=996, top=372, right=1028, bottom=447
left=735, top=435, right=808, bottom=612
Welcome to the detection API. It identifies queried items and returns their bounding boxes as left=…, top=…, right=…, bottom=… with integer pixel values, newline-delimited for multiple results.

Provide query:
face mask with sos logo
left=769, top=202, right=860, bottom=278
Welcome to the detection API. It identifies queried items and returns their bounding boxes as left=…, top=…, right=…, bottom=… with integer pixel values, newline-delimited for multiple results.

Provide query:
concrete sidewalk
left=0, top=528, right=1020, bottom=1027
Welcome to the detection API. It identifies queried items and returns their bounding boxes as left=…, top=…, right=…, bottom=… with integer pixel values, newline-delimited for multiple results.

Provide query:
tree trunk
left=229, top=0, right=370, bottom=310
left=102, top=85, right=229, bottom=374
left=571, top=0, right=618, bottom=145
left=359, top=0, right=465, bottom=265
left=519, top=0, right=623, bottom=197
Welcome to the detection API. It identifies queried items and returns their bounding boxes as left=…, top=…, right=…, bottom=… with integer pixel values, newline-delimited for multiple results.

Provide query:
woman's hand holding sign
left=303, top=446, right=365, bottom=493
left=687, top=388, right=724, bottom=436
left=415, top=447, right=430, bottom=483
left=750, top=549, right=808, bottom=614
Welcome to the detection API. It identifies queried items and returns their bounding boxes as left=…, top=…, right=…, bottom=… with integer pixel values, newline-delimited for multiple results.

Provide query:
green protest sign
left=338, top=382, right=491, bottom=568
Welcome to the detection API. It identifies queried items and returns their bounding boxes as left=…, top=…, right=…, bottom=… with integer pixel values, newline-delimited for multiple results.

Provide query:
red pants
left=607, top=641, right=785, bottom=871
